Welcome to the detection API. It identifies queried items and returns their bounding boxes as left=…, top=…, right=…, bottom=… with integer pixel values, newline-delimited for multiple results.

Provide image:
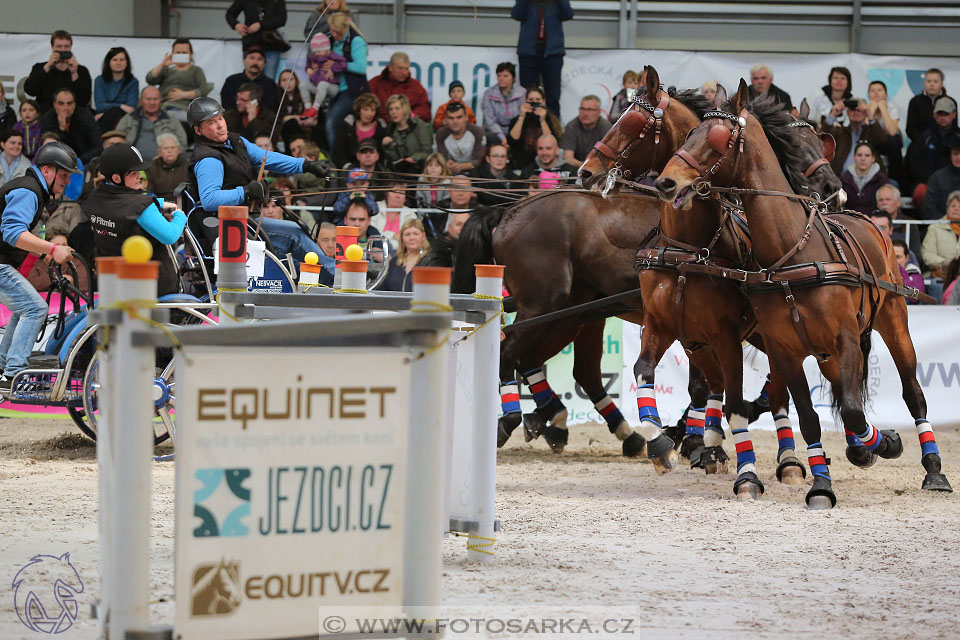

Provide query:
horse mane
left=740, top=93, right=807, bottom=189
left=636, top=86, right=713, bottom=120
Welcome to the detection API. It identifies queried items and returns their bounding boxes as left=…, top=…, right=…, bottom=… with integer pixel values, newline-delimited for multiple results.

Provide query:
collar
left=30, top=166, right=51, bottom=194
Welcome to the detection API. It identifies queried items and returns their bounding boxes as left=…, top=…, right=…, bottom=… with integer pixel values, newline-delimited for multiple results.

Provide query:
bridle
left=672, top=108, right=748, bottom=196
left=786, top=120, right=833, bottom=178
left=591, top=88, right=671, bottom=197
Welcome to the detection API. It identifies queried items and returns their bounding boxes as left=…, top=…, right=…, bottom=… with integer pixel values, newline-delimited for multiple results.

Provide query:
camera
left=527, top=100, right=543, bottom=108
left=57, top=51, right=73, bottom=61
left=843, top=99, right=861, bottom=109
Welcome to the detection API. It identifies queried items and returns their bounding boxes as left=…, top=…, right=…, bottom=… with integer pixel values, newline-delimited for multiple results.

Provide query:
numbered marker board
left=174, top=347, right=410, bottom=640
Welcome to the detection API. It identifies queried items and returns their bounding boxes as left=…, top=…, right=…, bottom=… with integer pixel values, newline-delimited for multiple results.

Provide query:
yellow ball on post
left=121, top=235, right=153, bottom=263
left=304, top=251, right=320, bottom=265
left=344, top=243, right=364, bottom=261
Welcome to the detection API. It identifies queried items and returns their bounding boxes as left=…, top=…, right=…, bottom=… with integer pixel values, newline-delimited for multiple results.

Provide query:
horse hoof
left=622, top=432, right=646, bottom=458
left=807, top=495, right=834, bottom=510
left=734, top=471, right=765, bottom=500
left=922, top=473, right=953, bottom=493
left=647, top=435, right=678, bottom=475
left=679, top=434, right=704, bottom=461
left=497, top=413, right=522, bottom=448
left=878, top=430, right=903, bottom=459
left=543, top=425, right=568, bottom=454
left=689, top=446, right=706, bottom=470
left=805, top=476, right=837, bottom=510
left=702, top=446, right=729, bottom=475
left=652, top=448, right=680, bottom=475
left=522, top=412, right=546, bottom=442
left=775, top=457, right=807, bottom=485
left=845, top=445, right=877, bottom=469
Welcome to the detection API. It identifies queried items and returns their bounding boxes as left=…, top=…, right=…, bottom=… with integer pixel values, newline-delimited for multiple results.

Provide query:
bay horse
left=579, top=68, right=842, bottom=494
left=655, top=79, right=952, bottom=508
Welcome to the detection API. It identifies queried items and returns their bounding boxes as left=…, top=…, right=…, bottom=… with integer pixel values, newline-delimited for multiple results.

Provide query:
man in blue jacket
left=511, top=0, right=574, bottom=119
left=0, top=142, right=79, bottom=391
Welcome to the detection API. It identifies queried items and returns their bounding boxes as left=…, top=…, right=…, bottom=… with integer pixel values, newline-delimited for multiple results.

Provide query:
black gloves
left=243, top=179, right=268, bottom=203
left=303, top=159, right=332, bottom=177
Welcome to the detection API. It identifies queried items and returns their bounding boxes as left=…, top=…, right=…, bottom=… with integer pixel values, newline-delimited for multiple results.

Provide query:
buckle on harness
left=723, top=268, right=748, bottom=282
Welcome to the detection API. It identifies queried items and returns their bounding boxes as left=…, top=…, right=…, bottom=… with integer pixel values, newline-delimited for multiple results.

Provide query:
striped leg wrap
left=730, top=415, right=756, bottom=474
left=635, top=382, right=663, bottom=440
left=916, top=419, right=940, bottom=457
left=685, top=407, right=705, bottom=437
left=592, top=394, right=626, bottom=433
left=844, top=428, right=864, bottom=448
left=774, top=413, right=796, bottom=461
left=704, top=394, right=724, bottom=446
left=500, top=381, right=521, bottom=415
left=806, top=443, right=831, bottom=480
left=856, top=423, right=882, bottom=452
left=523, top=368, right=555, bottom=409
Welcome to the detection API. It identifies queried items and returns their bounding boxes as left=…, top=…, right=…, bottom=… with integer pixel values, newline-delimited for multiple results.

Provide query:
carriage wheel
left=73, top=351, right=174, bottom=447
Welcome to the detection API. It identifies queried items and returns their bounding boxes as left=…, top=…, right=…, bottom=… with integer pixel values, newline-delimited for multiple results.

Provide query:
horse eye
left=685, top=128, right=696, bottom=142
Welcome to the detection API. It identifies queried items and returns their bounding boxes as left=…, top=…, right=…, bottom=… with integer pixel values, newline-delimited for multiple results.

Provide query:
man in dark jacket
left=39, top=89, right=101, bottom=163
left=820, top=99, right=890, bottom=176
left=747, top=64, right=793, bottom=111
left=921, top=141, right=960, bottom=220
left=511, top=0, right=574, bottom=119
left=224, top=83, right=278, bottom=142
left=906, top=68, right=947, bottom=141
left=24, top=30, right=93, bottom=113
left=907, top=96, right=960, bottom=187
left=220, top=46, right=279, bottom=112
left=369, top=53, right=431, bottom=122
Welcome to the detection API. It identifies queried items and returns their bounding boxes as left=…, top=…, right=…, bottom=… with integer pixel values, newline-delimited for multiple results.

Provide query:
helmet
left=99, top=143, right=150, bottom=181
left=34, top=142, right=81, bottom=174
left=187, top=97, right=225, bottom=127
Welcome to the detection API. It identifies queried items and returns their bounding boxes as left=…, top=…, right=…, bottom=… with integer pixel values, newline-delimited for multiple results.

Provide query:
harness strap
left=803, top=158, right=830, bottom=178
left=781, top=281, right=829, bottom=363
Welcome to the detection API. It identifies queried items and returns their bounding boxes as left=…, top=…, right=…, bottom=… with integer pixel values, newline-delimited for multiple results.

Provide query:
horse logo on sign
left=12, top=553, right=85, bottom=634
left=191, top=559, right=242, bottom=617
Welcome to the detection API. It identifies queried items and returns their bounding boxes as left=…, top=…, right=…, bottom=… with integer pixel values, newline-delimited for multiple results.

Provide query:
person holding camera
left=25, top=30, right=93, bottom=114
left=820, top=97, right=891, bottom=177
left=146, top=38, right=213, bottom=122
left=507, top=86, right=562, bottom=169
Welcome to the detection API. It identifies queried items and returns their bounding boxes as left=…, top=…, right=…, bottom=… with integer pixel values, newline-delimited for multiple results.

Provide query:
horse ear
left=713, top=83, right=727, bottom=109
left=645, top=65, right=660, bottom=97
left=799, top=98, right=811, bottom=120
left=735, top=78, right=750, bottom=112
left=820, top=132, right=837, bottom=161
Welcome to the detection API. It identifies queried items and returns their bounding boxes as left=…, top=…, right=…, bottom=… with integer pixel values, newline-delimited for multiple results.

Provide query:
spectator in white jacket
left=806, top=66, right=853, bottom=127
left=0, top=131, right=32, bottom=187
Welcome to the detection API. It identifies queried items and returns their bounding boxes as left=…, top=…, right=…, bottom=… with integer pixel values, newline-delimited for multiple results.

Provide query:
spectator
left=507, top=86, right=563, bottom=169
left=699, top=80, right=717, bottom=103
left=303, top=0, right=353, bottom=38
left=892, top=238, right=925, bottom=303
left=562, top=95, right=611, bottom=166
left=255, top=134, right=273, bottom=151
left=373, top=179, right=418, bottom=250
left=342, top=196, right=381, bottom=248
left=942, top=258, right=960, bottom=304
left=921, top=141, right=960, bottom=221
left=436, top=103, right=485, bottom=174
left=323, top=13, right=369, bottom=150
left=0, top=84, right=16, bottom=132
left=382, top=94, right=433, bottom=175
left=24, top=30, right=92, bottom=113
left=40, top=88, right=101, bottom=163
left=517, top=133, right=577, bottom=182
left=340, top=139, right=388, bottom=186
left=116, top=86, right=188, bottom=160
left=840, top=141, right=889, bottom=215
left=315, top=220, right=337, bottom=258
left=471, top=144, right=515, bottom=206
left=806, top=66, right=852, bottom=127
left=876, top=184, right=921, bottom=261
left=146, top=38, right=212, bottom=122
left=225, top=83, right=278, bottom=143
left=331, top=168, right=379, bottom=223
left=820, top=98, right=890, bottom=176
left=433, top=80, right=477, bottom=132
left=292, top=142, right=324, bottom=190
left=416, top=152, right=451, bottom=207
left=511, top=0, right=573, bottom=118
left=481, top=61, right=526, bottom=146
left=446, top=211, right=470, bottom=240
left=306, top=33, right=347, bottom=111
left=221, top=46, right=279, bottom=112
left=748, top=64, right=792, bottom=111
left=381, top=217, right=430, bottom=291
left=869, top=210, right=894, bottom=237
left=921, top=189, right=960, bottom=277
left=908, top=97, right=959, bottom=187
left=906, top=68, right=947, bottom=142
left=145, top=134, right=189, bottom=200
left=369, top=52, right=431, bottom=122
left=0, top=131, right=31, bottom=187
left=610, top=71, right=641, bottom=122
left=13, top=100, right=43, bottom=160
left=94, top=47, right=139, bottom=132
left=428, top=175, right=478, bottom=236
left=274, top=70, right=317, bottom=150
left=332, top=93, right=386, bottom=168
left=226, top=0, right=290, bottom=81
left=866, top=79, right=904, bottom=184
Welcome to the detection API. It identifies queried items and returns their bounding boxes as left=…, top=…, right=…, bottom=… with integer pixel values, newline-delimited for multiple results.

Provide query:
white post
left=216, top=205, right=249, bottom=325
left=469, top=265, right=503, bottom=563
left=105, top=258, right=158, bottom=640
left=405, top=267, right=451, bottom=615
left=340, top=259, right=368, bottom=292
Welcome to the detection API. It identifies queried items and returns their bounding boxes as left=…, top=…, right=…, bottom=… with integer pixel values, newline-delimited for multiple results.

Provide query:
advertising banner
left=174, top=347, right=410, bottom=640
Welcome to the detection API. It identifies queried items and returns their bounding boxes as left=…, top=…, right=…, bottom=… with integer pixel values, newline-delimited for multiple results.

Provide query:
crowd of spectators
left=2, top=5, right=959, bottom=297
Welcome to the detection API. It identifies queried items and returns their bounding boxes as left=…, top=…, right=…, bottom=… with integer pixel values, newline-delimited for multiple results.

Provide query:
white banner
left=621, top=306, right=960, bottom=431
left=174, top=347, right=409, bottom=640
left=3, top=33, right=959, bottom=139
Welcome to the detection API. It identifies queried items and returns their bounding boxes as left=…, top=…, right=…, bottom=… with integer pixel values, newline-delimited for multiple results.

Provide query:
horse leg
left=497, top=321, right=527, bottom=447
left=676, top=364, right=708, bottom=464
left=633, top=324, right=680, bottom=474
left=573, top=321, right=646, bottom=458
left=746, top=373, right=772, bottom=423
left=875, top=302, right=952, bottom=492
left=768, top=366, right=806, bottom=485
left=686, top=351, right=729, bottom=475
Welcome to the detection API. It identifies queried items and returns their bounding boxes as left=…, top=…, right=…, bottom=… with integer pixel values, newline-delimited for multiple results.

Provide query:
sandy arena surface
left=2, top=418, right=959, bottom=639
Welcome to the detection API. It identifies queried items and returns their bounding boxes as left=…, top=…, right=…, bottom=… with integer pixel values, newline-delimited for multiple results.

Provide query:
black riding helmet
left=187, top=97, right=225, bottom=128
left=99, top=143, right=150, bottom=183
left=34, top=142, right=82, bottom=174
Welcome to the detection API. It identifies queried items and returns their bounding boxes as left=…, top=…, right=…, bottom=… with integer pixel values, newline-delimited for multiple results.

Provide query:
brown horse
left=655, top=79, right=952, bottom=508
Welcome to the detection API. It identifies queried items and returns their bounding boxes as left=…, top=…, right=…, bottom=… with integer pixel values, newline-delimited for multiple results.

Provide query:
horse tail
left=452, top=206, right=504, bottom=294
